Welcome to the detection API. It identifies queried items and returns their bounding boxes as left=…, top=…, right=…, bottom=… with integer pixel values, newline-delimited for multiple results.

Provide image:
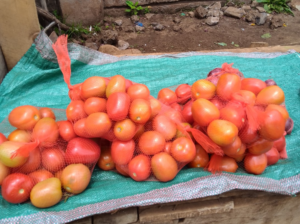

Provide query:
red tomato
left=228, top=143, right=246, bottom=162
left=233, top=90, right=256, bottom=106
left=84, top=97, right=107, bottom=115
left=175, top=84, right=191, bottom=99
left=85, top=112, right=112, bottom=137
left=106, top=75, right=126, bottom=98
left=114, top=119, right=136, bottom=141
left=8, top=129, right=31, bottom=143
left=188, top=144, right=209, bottom=168
left=111, top=140, right=135, bottom=165
left=58, top=120, right=77, bottom=141
left=81, top=76, right=106, bottom=99
left=32, top=118, right=59, bottom=147
left=239, top=122, right=259, bottom=144
left=170, top=103, right=182, bottom=112
left=265, top=104, right=289, bottom=122
left=65, top=137, right=101, bottom=165
left=181, top=100, right=194, bottom=124
left=256, top=85, right=285, bottom=105
left=220, top=156, right=238, bottom=173
left=128, top=155, right=151, bottom=181
left=97, top=144, right=115, bottom=171
left=220, top=103, right=246, bottom=130
left=28, top=169, right=54, bottom=184
left=129, top=99, right=151, bottom=124
left=0, top=133, right=7, bottom=145
left=0, top=161, right=10, bottom=186
left=248, top=138, right=273, bottom=155
left=164, top=142, right=172, bottom=154
left=191, top=79, right=216, bottom=100
left=259, top=109, right=285, bottom=141
left=222, top=136, right=242, bottom=157
left=149, top=98, right=162, bottom=119
left=163, top=109, right=183, bottom=123
left=12, top=147, right=41, bottom=174
left=116, top=164, right=129, bottom=176
left=241, top=78, right=267, bottom=95
left=127, top=84, right=150, bottom=101
left=244, top=153, right=267, bottom=175
left=171, top=137, right=196, bottom=163
left=107, top=92, right=130, bottom=121
left=66, top=100, right=87, bottom=122
left=192, top=99, right=220, bottom=126
left=265, top=147, right=279, bottom=165
left=210, top=97, right=226, bottom=110
left=139, top=131, right=166, bottom=155
left=8, top=105, right=40, bottom=130
left=42, top=148, right=65, bottom=173
left=207, top=120, right=238, bottom=147
left=216, top=73, right=241, bottom=101
left=273, top=136, right=286, bottom=152
left=158, top=88, right=177, bottom=105
left=151, top=152, right=178, bottom=182
left=39, top=107, right=56, bottom=120
left=1, top=173, right=34, bottom=204
left=68, top=83, right=82, bottom=100
left=73, top=118, right=92, bottom=138
left=125, top=79, right=133, bottom=90
left=0, top=141, right=28, bottom=168
left=152, top=115, right=177, bottom=141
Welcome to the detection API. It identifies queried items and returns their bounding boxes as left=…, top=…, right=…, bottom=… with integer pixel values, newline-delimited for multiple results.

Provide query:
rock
left=151, top=22, right=158, bottom=26
left=145, top=13, right=155, bottom=19
left=250, top=42, right=269, bottom=48
left=114, top=19, right=123, bottom=26
left=188, top=11, right=195, bottom=17
left=120, top=49, right=142, bottom=55
left=255, top=12, right=267, bottom=25
left=49, top=31, right=58, bottom=43
left=131, top=15, right=139, bottom=23
left=245, top=11, right=257, bottom=22
left=207, top=9, right=220, bottom=17
left=123, top=26, right=135, bottom=32
left=85, top=42, right=99, bottom=51
left=224, top=7, right=246, bottom=18
left=173, top=17, right=181, bottom=23
left=219, top=11, right=224, bottom=17
left=195, top=6, right=208, bottom=18
left=173, top=25, right=181, bottom=32
left=98, top=44, right=120, bottom=55
left=221, top=6, right=228, bottom=12
left=208, top=2, right=222, bottom=10
left=206, top=17, right=219, bottom=25
left=270, top=15, right=283, bottom=29
left=256, top=6, right=266, bottom=12
left=118, top=40, right=129, bottom=50
left=226, top=1, right=235, bottom=6
left=242, top=5, right=252, bottom=11
left=101, top=30, right=118, bottom=45
left=290, top=0, right=300, bottom=11
left=251, top=1, right=259, bottom=7
left=154, top=24, right=164, bottom=31
left=135, top=25, right=145, bottom=32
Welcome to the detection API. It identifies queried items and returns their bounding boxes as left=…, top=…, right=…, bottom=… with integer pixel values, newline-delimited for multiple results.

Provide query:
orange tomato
left=248, top=138, right=273, bottom=155
left=128, top=155, right=151, bottom=181
left=8, top=105, right=40, bottom=130
left=139, top=131, right=165, bottom=155
left=129, top=99, right=151, bottom=124
left=188, top=144, right=209, bottom=168
left=84, top=97, right=107, bottom=115
left=0, top=161, right=10, bottom=185
left=220, top=103, right=246, bottom=130
left=12, top=147, right=41, bottom=174
left=28, top=169, right=54, bottom=184
left=244, top=153, right=267, bottom=175
left=192, top=98, right=220, bottom=126
left=73, top=118, right=93, bottom=138
left=222, top=136, right=242, bottom=157
left=39, top=107, right=56, bottom=120
left=32, top=118, right=59, bottom=147
left=8, top=129, right=31, bottom=143
left=151, top=152, right=178, bottom=182
left=41, top=148, right=65, bottom=173
left=241, top=78, right=267, bottom=95
left=111, top=140, right=135, bottom=165
left=171, top=137, right=196, bottom=163
left=152, top=115, right=177, bottom=141
left=265, top=104, right=289, bottom=122
left=157, top=88, right=177, bottom=105
left=0, top=133, right=7, bottom=145
left=191, top=79, right=216, bottom=100
left=149, top=97, right=162, bottom=119
left=233, top=90, right=256, bottom=106
left=127, top=84, right=150, bottom=101
left=106, top=75, right=126, bottom=98
left=85, top=112, right=112, bottom=137
left=256, top=85, right=285, bottom=105
left=97, top=145, right=115, bottom=171
left=81, top=76, right=106, bottom=99
left=0, top=141, right=28, bottom=168
left=58, top=120, right=77, bottom=141
left=163, top=142, right=172, bottom=154
left=216, top=74, right=241, bottom=101
left=265, top=147, right=279, bottom=166
left=114, top=119, right=136, bottom=141
left=239, top=122, right=259, bottom=144
left=66, top=100, right=87, bottom=122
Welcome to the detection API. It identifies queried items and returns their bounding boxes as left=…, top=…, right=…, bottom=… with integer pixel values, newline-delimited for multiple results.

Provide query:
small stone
left=245, top=11, right=257, bottom=22
left=208, top=2, right=222, bottom=10
left=118, top=40, right=129, bottom=50
left=173, top=17, right=181, bottom=23
left=49, top=31, right=58, bottom=43
left=290, top=0, right=300, bottom=11
left=251, top=1, right=259, bottom=7
left=123, top=26, right=135, bottom=32
left=151, top=22, right=158, bottom=26
left=255, top=12, right=267, bottom=25
left=219, top=11, right=224, bottom=17
left=154, top=24, right=164, bottom=31
left=206, top=16, right=219, bottom=25
left=221, top=6, right=228, bottom=12
left=98, top=44, right=120, bottom=55
left=207, top=9, right=220, bottom=17
left=85, top=42, right=98, bottom=51
left=224, top=7, right=246, bottom=18
left=114, top=19, right=123, bottom=26
left=270, top=15, right=283, bottom=29
left=173, top=25, right=181, bottom=32
left=131, top=15, right=139, bottom=23
left=188, top=11, right=195, bottom=17
left=256, top=6, right=266, bottom=12
left=226, top=1, right=235, bottom=6
left=250, top=42, right=269, bottom=48
left=242, top=5, right=252, bottom=11
left=135, top=25, right=145, bottom=32
left=101, top=30, right=118, bottom=45
left=145, top=13, right=155, bottom=19
left=195, top=6, right=208, bottom=18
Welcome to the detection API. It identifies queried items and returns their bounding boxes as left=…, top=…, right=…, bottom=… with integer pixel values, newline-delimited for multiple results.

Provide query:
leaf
left=134, top=2, right=139, bottom=6
left=234, top=44, right=239, bottom=47
left=125, top=9, right=131, bottom=12
left=261, top=33, right=271, bottom=39
left=215, top=42, right=227, bottom=46
left=231, top=41, right=235, bottom=45
left=137, top=6, right=143, bottom=10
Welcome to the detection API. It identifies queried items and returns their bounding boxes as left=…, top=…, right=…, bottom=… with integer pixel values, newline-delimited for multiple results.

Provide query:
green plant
left=93, top=23, right=101, bottom=32
left=144, top=6, right=151, bottom=14
left=65, top=23, right=90, bottom=38
left=256, top=0, right=294, bottom=15
left=125, top=1, right=149, bottom=15
left=53, top=10, right=63, bottom=22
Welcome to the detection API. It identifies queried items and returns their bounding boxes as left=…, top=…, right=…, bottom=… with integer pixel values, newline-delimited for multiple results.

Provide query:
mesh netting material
left=0, top=31, right=299, bottom=223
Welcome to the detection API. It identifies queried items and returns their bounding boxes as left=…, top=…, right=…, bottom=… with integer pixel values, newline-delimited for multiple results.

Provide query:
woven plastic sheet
left=0, top=31, right=299, bottom=224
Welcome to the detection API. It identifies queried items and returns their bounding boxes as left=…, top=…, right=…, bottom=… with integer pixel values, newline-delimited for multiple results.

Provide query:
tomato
left=259, top=109, right=285, bottom=141
left=157, top=88, right=177, bottom=105
left=129, top=99, right=151, bottom=124
left=125, top=79, right=133, bottom=90
left=192, top=99, right=220, bottom=126
left=127, top=84, right=150, bottom=101
left=0, top=161, right=10, bottom=185
left=30, top=177, right=62, bottom=208
left=139, top=131, right=165, bottom=155
left=0, top=141, right=28, bottom=167
left=210, top=97, right=226, bottom=110
left=181, top=100, right=194, bottom=124
left=133, top=125, right=145, bottom=140
left=85, top=112, right=112, bottom=137
left=58, top=120, right=77, bottom=141
left=163, top=109, right=183, bottom=123
left=191, top=79, right=216, bottom=100
left=39, top=107, right=56, bottom=120
left=241, top=78, right=267, bottom=95
left=149, top=97, right=162, bottom=119
left=54, top=170, right=63, bottom=182
left=248, top=138, right=273, bottom=155
left=107, top=92, right=130, bottom=121
left=244, top=153, right=267, bottom=175
left=0, top=133, right=7, bottom=144
left=171, top=137, right=196, bottom=163
left=73, top=118, right=92, bottom=138
left=84, top=97, right=107, bottom=115
left=61, top=164, right=91, bottom=194
left=216, top=74, right=241, bottom=101
left=106, top=75, right=126, bottom=98
left=116, top=164, right=129, bottom=176
left=66, top=100, right=87, bottom=122
left=28, top=169, right=54, bottom=184
left=65, top=137, right=101, bottom=165
left=8, top=129, right=31, bottom=143
left=12, top=147, right=41, bottom=174
left=220, top=156, right=238, bottom=173
left=170, top=103, right=182, bottom=112
left=207, top=120, right=238, bottom=147
left=114, top=119, right=136, bottom=141
left=273, top=136, right=286, bottom=152
left=111, top=140, right=135, bottom=165
left=188, top=144, right=209, bottom=168
left=81, top=76, right=106, bottom=99
left=128, top=154, right=151, bottom=181
left=176, top=123, right=192, bottom=138
left=228, top=144, right=246, bottom=162
left=42, top=148, right=65, bottom=173
left=8, top=105, right=40, bottom=130
left=220, top=103, right=246, bottom=130
left=32, top=118, right=59, bottom=147
left=239, top=122, right=259, bottom=144
left=175, top=84, right=191, bottom=99
left=164, top=142, right=172, bottom=154
left=233, top=90, right=256, bottom=106
left=68, top=83, right=82, bottom=100
left=265, top=104, right=289, bottom=122
left=152, top=115, right=177, bottom=141
left=265, top=147, right=279, bottom=165
left=256, top=85, right=285, bottom=105
left=1, top=173, right=34, bottom=204
left=151, top=152, right=178, bottom=182
left=222, top=136, right=242, bottom=156
left=97, top=144, right=115, bottom=171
